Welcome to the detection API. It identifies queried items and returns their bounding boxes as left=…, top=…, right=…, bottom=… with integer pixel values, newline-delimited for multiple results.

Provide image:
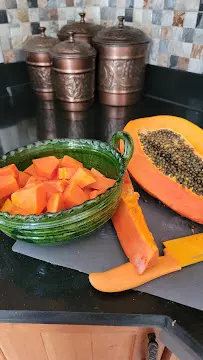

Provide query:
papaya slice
left=89, top=176, right=116, bottom=192
left=24, top=164, right=36, bottom=176
left=71, top=167, right=96, bottom=189
left=57, top=167, right=76, bottom=180
left=47, top=193, right=64, bottom=213
left=18, top=171, right=30, bottom=187
left=45, top=180, right=68, bottom=199
left=11, top=183, right=46, bottom=214
left=0, top=176, right=19, bottom=199
left=89, top=252, right=181, bottom=293
left=33, top=156, right=60, bottom=180
left=124, top=116, right=203, bottom=224
left=89, top=190, right=99, bottom=199
left=1, top=199, right=13, bottom=212
left=0, top=164, right=19, bottom=179
left=90, top=168, right=104, bottom=178
left=63, top=182, right=89, bottom=208
left=60, top=155, right=83, bottom=169
left=1, top=198, right=29, bottom=215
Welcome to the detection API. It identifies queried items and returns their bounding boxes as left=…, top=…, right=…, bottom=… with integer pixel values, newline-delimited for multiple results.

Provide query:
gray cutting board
left=12, top=183, right=203, bottom=311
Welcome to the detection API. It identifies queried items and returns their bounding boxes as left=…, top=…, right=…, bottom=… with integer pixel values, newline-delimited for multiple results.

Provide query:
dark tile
left=27, top=0, right=38, bottom=7
left=5, top=0, right=17, bottom=9
left=182, top=28, right=194, bottom=43
left=31, top=22, right=40, bottom=34
left=199, top=0, right=203, bottom=11
left=169, top=54, right=178, bottom=68
left=0, top=10, right=8, bottom=23
left=125, top=0, right=134, bottom=8
left=152, top=9, right=162, bottom=25
left=109, top=0, right=116, bottom=6
left=196, top=12, right=203, bottom=28
left=125, top=8, right=133, bottom=22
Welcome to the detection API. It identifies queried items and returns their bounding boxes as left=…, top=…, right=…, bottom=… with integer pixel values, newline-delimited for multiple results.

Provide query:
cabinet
left=0, top=324, right=179, bottom=360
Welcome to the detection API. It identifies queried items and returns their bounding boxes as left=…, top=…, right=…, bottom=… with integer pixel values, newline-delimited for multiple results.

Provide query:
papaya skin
left=124, top=116, right=203, bottom=224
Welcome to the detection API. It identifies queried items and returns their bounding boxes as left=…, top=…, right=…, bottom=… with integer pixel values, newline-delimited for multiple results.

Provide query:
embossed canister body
left=23, top=27, right=58, bottom=101
left=51, top=32, right=96, bottom=111
left=93, top=17, right=149, bottom=106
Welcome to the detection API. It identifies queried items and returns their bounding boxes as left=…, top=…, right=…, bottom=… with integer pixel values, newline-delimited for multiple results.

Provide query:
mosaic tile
left=125, top=0, right=134, bottom=8
left=14, top=48, right=25, bottom=61
left=200, top=0, right=203, bottom=11
left=5, top=0, right=17, bottom=8
left=0, top=0, right=6, bottom=9
left=182, top=28, right=194, bottom=43
left=27, top=0, right=38, bottom=7
left=142, top=8, right=152, bottom=23
left=3, top=48, right=15, bottom=62
left=172, top=25, right=183, bottom=40
left=152, top=0, right=164, bottom=10
left=191, top=43, right=203, bottom=59
left=160, top=25, right=172, bottom=39
left=173, top=10, right=184, bottom=26
left=0, top=34, right=11, bottom=49
left=149, top=38, right=159, bottom=64
left=20, top=21, right=31, bottom=34
left=28, top=8, right=39, bottom=21
left=193, top=28, right=203, bottom=44
left=151, top=23, right=160, bottom=37
left=16, top=9, right=29, bottom=21
left=30, top=20, right=40, bottom=33
left=66, top=0, right=74, bottom=4
left=9, top=23, right=20, bottom=35
left=134, top=0, right=143, bottom=8
left=196, top=12, right=203, bottom=28
left=157, top=53, right=168, bottom=66
left=39, top=7, right=48, bottom=19
left=152, top=9, right=162, bottom=24
left=0, top=43, right=3, bottom=63
left=0, top=9, right=8, bottom=22
left=58, top=19, right=66, bottom=28
left=169, top=54, right=178, bottom=67
left=48, top=7, right=58, bottom=19
left=37, top=0, right=48, bottom=8
left=161, top=9, right=173, bottom=25
left=188, top=58, right=203, bottom=73
left=168, top=39, right=192, bottom=57
left=183, top=11, right=198, bottom=28
left=65, top=6, right=75, bottom=20
left=125, top=7, right=133, bottom=21
left=164, top=0, right=173, bottom=9
left=109, top=0, right=116, bottom=6
left=133, top=8, right=142, bottom=23
left=101, top=6, right=108, bottom=19
left=16, top=0, right=28, bottom=8
left=116, top=0, right=125, bottom=7
left=175, top=0, right=200, bottom=11
left=159, top=38, right=168, bottom=52
left=74, top=0, right=83, bottom=6
left=92, top=6, right=100, bottom=23
left=144, top=0, right=152, bottom=9
left=57, top=0, right=66, bottom=7
left=0, top=23, right=9, bottom=35
left=116, top=7, right=125, bottom=17
left=57, top=7, right=65, bottom=19
left=177, top=56, right=189, bottom=70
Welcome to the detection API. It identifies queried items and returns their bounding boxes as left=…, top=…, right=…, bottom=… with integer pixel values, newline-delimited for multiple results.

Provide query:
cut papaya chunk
left=71, top=167, right=96, bottom=189
left=122, top=171, right=134, bottom=197
left=63, top=182, right=88, bottom=208
left=10, top=204, right=29, bottom=216
left=90, top=176, right=116, bottom=192
left=47, top=193, right=64, bottom=213
left=24, top=164, right=36, bottom=176
left=112, top=192, right=158, bottom=274
left=18, top=171, right=30, bottom=187
left=89, top=253, right=181, bottom=293
left=1, top=199, right=13, bottom=212
left=11, top=183, right=46, bottom=214
left=0, top=196, right=9, bottom=208
left=33, top=156, right=60, bottom=180
left=0, top=164, right=19, bottom=179
left=91, top=168, right=104, bottom=178
left=124, top=116, right=203, bottom=224
left=45, top=180, right=68, bottom=199
left=26, top=176, right=46, bottom=185
left=60, top=155, right=83, bottom=169
left=0, top=176, right=19, bottom=199
left=57, top=167, right=76, bottom=180
left=89, top=190, right=99, bottom=199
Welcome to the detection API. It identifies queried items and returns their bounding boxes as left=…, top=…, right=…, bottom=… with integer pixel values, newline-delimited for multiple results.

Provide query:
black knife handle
left=147, top=333, right=158, bottom=360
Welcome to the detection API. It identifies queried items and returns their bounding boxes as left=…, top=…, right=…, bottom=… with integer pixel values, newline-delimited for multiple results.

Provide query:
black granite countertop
left=0, top=84, right=203, bottom=357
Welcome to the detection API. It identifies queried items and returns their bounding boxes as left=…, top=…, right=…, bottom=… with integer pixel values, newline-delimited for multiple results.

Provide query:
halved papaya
left=124, top=115, right=203, bottom=224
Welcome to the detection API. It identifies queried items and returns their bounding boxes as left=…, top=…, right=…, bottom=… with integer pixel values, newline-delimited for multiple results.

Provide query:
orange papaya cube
left=24, top=164, right=36, bottom=176
left=63, top=182, right=89, bottom=208
left=0, top=176, right=19, bottom=199
left=33, top=156, right=60, bottom=180
left=89, top=190, right=99, bottom=199
left=71, top=167, right=96, bottom=189
left=0, top=164, right=19, bottom=179
left=1, top=199, right=13, bottom=212
left=47, top=193, right=64, bottom=213
left=60, top=155, right=83, bottom=169
left=57, top=167, right=77, bottom=180
left=90, top=176, right=116, bottom=192
left=45, top=180, right=68, bottom=199
left=10, top=204, right=29, bottom=216
left=11, top=183, right=46, bottom=214
left=26, top=176, right=47, bottom=185
left=18, top=171, right=30, bottom=188
left=91, top=168, right=104, bottom=178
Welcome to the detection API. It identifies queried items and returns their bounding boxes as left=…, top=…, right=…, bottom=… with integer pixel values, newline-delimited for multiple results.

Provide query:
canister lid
left=57, top=12, right=102, bottom=40
left=51, top=31, right=96, bottom=59
left=93, top=16, right=149, bottom=45
left=23, top=27, right=59, bottom=53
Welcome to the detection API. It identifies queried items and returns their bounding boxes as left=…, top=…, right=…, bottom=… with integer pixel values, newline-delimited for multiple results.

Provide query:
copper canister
left=93, top=16, right=150, bottom=106
left=57, top=12, right=102, bottom=44
left=51, top=32, right=96, bottom=111
left=23, top=27, right=58, bottom=101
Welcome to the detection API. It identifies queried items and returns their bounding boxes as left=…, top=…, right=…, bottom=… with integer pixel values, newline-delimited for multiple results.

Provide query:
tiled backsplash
left=0, top=0, right=203, bottom=73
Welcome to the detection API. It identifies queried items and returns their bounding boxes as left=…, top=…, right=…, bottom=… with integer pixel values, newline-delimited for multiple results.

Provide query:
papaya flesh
left=124, top=115, right=203, bottom=224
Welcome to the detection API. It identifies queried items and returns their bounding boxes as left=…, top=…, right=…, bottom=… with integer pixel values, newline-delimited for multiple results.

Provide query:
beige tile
left=160, top=26, right=172, bottom=40
left=16, top=9, right=29, bottom=22
left=37, top=0, right=48, bottom=8
left=176, top=56, right=189, bottom=70
left=3, top=49, right=15, bottom=63
left=191, top=44, right=203, bottom=60
left=158, top=53, right=168, bottom=66
left=173, top=10, right=185, bottom=27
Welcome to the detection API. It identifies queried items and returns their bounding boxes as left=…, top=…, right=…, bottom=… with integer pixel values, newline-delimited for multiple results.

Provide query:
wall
left=0, top=0, right=203, bottom=73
